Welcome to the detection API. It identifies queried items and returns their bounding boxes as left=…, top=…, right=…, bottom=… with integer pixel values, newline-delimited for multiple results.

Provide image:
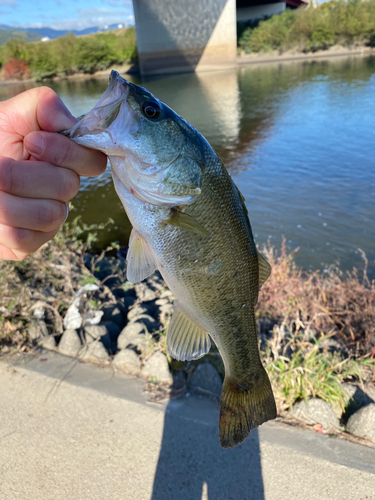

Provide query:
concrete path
left=0, top=350, right=374, bottom=500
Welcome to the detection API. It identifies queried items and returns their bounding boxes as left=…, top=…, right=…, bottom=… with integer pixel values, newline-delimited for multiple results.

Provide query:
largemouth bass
left=63, top=70, right=276, bottom=448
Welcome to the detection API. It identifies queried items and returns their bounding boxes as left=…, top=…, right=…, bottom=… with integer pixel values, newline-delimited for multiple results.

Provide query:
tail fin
left=219, top=370, right=277, bottom=448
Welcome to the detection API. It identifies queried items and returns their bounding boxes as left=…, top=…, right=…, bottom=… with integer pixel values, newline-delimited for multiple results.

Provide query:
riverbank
left=0, top=219, right=374, bottom=438
left=238, top=45, right=375, bottom=66
left=1, top=45, right=375, bottom=87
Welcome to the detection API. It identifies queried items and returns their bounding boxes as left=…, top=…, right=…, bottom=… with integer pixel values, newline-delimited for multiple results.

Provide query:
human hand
left=0, top=86, right=107, bottom=261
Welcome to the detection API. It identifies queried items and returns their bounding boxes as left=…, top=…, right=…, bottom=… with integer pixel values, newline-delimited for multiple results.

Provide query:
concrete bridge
left=132, top=0, right=306, bottom=76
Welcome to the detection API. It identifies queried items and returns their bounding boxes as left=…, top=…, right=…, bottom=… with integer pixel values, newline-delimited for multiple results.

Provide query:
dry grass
left=257, top=239, right=375, bottom=358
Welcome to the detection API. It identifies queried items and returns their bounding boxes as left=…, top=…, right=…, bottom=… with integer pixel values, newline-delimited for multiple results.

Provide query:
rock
left=160, top=289, right=173, bottom=299
left=100, top=321, right=121, bottom=340
left=127, top=304, right=151, bottom=322
left=39, top=335, right=56, bottom=350
left=141, top=352, right=172, bottom=384
left=343, top=384, right=375, bottom=416
left=58, top=329, right=81, bottom=357
left=292, top=398, right=340, bottom=429
left=134, top=282, right=157, bottom=302
left=80, top=340, right=110, bottom=362
left=84, top=323, right=118, bottom=352
left=347, top=404, right=375, bottom=442
left=129, top=314, right=159, bottom=333
left=83, top=309, right=104, bottom=326
left=159, top=303, right=173, bottom=314
left=117, top=322, right=148, bottom=350
left=189, top=363, right=222, bottom=397
left=63, top=303, right=82, bottom=330
left=319, top=338, right=346, bottom=354
left=101, top=306, right=124, bottom=328
left=112, top=349, right=141, bottom=376
left=28, top=320, right=49, bottom=340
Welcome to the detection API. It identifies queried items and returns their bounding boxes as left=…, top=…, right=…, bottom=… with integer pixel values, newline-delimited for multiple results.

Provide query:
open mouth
left=60, top=71, right=130, bottom=140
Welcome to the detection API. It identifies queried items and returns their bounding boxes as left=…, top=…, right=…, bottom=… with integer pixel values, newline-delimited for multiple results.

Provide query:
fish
left=63, top=70, right=277, bottom=448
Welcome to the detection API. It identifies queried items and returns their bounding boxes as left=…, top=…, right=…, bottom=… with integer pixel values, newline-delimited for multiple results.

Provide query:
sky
left=0, top=0, right=135, bottom=31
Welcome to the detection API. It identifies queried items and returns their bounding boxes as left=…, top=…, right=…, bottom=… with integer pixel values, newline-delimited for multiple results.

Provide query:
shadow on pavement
left=151, top=395, right=265, bottom=500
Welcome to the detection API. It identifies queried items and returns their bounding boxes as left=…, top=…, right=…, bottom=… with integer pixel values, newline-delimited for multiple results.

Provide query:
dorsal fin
left=257, top=251, right=271, bottom=289
left=126, top=229, right=157, bottom=283
left=167, top=303, right=211, bottom=361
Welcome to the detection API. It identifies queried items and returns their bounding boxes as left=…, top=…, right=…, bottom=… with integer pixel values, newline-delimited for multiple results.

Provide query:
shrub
left=240, top=0, right=375, bottom=54
left=2, top=58, right=32, bottom=80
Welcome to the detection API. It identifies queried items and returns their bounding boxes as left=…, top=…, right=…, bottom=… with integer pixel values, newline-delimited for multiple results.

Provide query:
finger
left=24, top=131, right=107, bottom=177
left=0, top=157, right=80, bottom=201
left=0, top=222, right=57, bottom=254
left=0, top=191, right=67, bottom=232
left=0, top=245, right=30, bottom=261
left=2, top=86, right=77, bottom=137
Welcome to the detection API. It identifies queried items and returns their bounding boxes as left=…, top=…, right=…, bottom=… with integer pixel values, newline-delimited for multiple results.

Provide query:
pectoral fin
left=257, top=251, right=271, bottom=289
left=168, top=304, right=211, bottom=361
left=126, top=229, right=157, bottom=283
left=163, top=211, right=209, bottom=237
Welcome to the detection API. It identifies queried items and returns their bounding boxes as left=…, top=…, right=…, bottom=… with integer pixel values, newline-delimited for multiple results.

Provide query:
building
left=237, top=0, right=308, bottom=23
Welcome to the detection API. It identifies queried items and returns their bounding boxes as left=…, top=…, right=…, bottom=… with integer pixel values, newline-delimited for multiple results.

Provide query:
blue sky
left=0, top=0, right=134, bottom=31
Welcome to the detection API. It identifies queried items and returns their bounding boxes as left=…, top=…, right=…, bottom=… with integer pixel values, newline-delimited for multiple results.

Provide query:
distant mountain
left=0, top=23, right=132, bottom=42
left=0, top=29, right=42, bottom=46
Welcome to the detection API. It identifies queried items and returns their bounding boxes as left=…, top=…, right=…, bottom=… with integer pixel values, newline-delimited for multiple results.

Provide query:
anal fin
left=126, top=229, right=157, bottom=283
left=167, top=304, right=211, bottom=361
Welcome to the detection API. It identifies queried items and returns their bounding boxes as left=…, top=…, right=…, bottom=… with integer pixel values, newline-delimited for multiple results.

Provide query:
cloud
left=103, top=0, right=132, bottom=6
left=0, top=0, right=17, bottom=5
left=8, top=2, right=134, bottom=31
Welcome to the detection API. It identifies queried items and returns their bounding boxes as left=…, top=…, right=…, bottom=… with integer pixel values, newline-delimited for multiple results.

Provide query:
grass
left=0, top=225, right=374, bottom=415
left=238, top=0, right=375, bottom=55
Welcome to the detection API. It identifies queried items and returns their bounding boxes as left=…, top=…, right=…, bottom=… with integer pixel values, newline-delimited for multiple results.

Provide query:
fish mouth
left=60, top=71, right=131, bottom=141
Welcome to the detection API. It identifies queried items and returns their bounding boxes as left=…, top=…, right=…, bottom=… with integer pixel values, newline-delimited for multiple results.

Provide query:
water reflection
left=1, top=55, right=374, bottom=277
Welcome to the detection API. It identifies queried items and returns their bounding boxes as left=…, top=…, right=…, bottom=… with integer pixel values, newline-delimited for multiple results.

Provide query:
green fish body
left=64, top=71, right=277, bottom=448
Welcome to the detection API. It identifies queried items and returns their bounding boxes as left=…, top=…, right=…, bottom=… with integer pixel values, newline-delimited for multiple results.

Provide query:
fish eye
left=142, top=101, right=161, bottom=120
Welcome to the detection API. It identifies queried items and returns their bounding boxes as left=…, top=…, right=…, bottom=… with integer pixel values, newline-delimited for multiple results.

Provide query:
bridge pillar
left=132, top=0, right=237, bottom=76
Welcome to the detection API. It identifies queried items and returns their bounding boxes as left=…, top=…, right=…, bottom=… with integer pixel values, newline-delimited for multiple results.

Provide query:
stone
left=83, top=309, right=104, bottom=326
left=117, top=322, right=148, bottom=350
left=28, top=320, right=49, bottom=340
left=343, top=384, right=375, bottom=416
left=160, top=289, right=173, bottom=299
left=291, top=398, right=340, bottom=429
left=141, top=352, right=173, bottom=384
left=38, top=335, right=56, bottom=350
left=84, top=324, right=117, bottom=352
left=100, top=321, right=121, bottom=340
left=159, top=303, right=173, bottom=315
left=101, top=306, right=124, bottom=328
left=347, top=404, right=375, bottom=442
left=129, top=314, right=159, bottom=333
left=189, top=362, right=222, bottom=397
left=155, top=298, right=169, bottom=306
left=63, top=303, right=82, bottom=330
left=112, top=349, right=141, bottom=376
left=58, top=329, right=81, bottom=357
left=134, top=282, right=157, bottom=302
left=80, top=340, right=110, bottom=362
left=127, top=305, right=151, bottom=322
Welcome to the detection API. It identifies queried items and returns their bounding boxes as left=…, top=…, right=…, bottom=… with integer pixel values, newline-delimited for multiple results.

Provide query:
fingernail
left=57, top=102, right=78, bottom=128
left=25, top=133, right=45, bottom=155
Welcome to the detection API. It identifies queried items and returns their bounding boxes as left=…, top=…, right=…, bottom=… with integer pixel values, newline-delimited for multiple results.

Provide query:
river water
left=1, top=55, right=374, bottom=277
